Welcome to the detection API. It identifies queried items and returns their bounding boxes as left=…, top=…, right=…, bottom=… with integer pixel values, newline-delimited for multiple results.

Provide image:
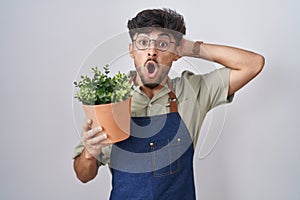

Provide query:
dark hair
left=127, top=8, right=186, bottom=45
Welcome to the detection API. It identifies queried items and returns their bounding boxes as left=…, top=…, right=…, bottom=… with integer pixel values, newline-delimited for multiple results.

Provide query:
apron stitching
left=150, top=142, right=155, bottom=176
left=167, top=139, right=173, bottom=174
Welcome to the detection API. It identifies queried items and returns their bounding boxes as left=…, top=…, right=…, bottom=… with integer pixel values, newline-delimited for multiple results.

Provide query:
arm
left=73, top=148, right=99, bottom=183
left=178, top=39, right=265, bottom=96
left=73, top=119, right=108, bottom=183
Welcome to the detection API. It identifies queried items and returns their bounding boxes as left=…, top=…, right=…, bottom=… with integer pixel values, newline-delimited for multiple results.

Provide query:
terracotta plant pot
left=82, top=98, right=131, bottom=143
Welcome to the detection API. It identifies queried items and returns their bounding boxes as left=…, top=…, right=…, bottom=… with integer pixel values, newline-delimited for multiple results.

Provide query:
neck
left=140, top=85, right=163, bottom=99
left=135, top=75, right=168, bottom=99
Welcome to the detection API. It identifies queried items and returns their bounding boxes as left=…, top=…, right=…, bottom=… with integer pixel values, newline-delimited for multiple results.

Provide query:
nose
left=147, top=50, right=157, bottom=57
left=147, top=41, right=157, bottom=57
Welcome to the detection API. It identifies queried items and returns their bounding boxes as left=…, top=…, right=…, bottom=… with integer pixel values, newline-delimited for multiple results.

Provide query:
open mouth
left=145, top=60, right=158, bottom=78
left=147, top=63, right=155, bottom=74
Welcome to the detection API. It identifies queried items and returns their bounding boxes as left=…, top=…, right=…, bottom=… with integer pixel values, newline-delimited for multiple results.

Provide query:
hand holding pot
left=82, top=119, right=110, bottom=159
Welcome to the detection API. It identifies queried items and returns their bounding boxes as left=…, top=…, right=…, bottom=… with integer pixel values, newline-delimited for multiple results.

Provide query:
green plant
left=74, top=65, right=131, bottom=105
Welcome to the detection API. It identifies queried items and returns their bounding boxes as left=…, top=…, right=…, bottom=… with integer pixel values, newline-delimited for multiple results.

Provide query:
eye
left=157, top=39, right=169, bottom=49
left=139, top=40, right=147, bottom=46
left=137, top=38, right=149, bottom=47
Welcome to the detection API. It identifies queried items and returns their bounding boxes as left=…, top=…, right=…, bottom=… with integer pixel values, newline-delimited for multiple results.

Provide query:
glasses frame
left=133, top=35, right=175, bottom=52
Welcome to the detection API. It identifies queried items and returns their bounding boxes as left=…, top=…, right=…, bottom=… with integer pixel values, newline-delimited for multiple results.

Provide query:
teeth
left=148, top=63, right=155, bottom=74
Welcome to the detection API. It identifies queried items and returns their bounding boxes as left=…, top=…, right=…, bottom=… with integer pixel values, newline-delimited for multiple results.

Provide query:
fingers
left=88, top=133, right=107, bottom=145
left=81, top=119, right=111, bottom=159
left=84, top=133, right=108, bottom=159
left=83, top=119, right=93, bottom=132
left=82, top=119, right=102, bottom=141
left=85, top=126, right=103, bottom=140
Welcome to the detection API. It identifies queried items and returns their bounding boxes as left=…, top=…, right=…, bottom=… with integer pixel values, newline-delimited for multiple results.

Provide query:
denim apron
left=109, top=90, right=196, bottom=200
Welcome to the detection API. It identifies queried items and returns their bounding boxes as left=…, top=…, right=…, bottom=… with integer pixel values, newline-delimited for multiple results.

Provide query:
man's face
left=129, top=29, right=180, bottom=89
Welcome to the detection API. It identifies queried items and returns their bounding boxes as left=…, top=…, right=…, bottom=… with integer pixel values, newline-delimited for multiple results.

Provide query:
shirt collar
left=129, top=70, right=172, bottom=99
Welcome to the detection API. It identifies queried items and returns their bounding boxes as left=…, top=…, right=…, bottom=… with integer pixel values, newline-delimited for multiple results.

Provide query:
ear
left=173, top=54, right=181, bottom=61
left=173, top=46, right=181, bottom=61
left=129, top=44, right=134, bottom=59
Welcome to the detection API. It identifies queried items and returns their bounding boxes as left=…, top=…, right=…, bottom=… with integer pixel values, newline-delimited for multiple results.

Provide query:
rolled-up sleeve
left=202, top=67, right=234, bottom=110
left=72, top=141, right=111, bottom=167
left=180, top=67, right=234, bottom=113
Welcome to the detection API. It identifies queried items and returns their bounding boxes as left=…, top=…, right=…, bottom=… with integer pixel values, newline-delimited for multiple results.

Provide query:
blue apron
left=109, top=91, right=196, bottom=200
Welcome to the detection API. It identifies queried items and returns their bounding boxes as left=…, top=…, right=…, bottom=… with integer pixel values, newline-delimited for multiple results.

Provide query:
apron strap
left=167, top=78, right=178, bottom=113
left=169, top=91, right=178, bottom=113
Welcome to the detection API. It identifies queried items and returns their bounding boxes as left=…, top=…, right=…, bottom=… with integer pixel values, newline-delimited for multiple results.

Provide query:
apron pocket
left=150, top=138, right=181, bottom=177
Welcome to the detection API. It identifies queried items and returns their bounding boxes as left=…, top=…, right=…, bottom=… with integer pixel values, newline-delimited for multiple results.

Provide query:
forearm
left=73, top=148, right=99, bottom=183
left=200, top=43, right=264, bottom=73
left=179, top=39, right=265, bottom=95
left=181, top=39, right=264, bottom=72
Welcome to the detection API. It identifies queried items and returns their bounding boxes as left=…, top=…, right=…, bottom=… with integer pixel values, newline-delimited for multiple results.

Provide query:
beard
left=136, top=61, right=170, bottom=89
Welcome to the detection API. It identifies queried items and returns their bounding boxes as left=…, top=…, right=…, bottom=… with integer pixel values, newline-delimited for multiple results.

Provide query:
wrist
left=177, top=39, right=193, bottom=57
left=192, top=41, right=204, bottom=58
left=177, top=39, right=204, bottom=57
left=83, top=148, right=96, bottom=160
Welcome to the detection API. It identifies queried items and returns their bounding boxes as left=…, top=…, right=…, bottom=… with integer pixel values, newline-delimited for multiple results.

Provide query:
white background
left=1, top=0, right=299, bottom=199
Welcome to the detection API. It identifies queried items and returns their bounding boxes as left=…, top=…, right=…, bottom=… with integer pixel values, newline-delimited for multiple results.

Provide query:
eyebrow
left=158, top=33, right=171, bottom=38
left=137, top=32, right=171, bottom=39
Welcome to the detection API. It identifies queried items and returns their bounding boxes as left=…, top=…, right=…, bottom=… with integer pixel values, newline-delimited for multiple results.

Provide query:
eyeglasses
left=133, top=35, right=175, bottom=52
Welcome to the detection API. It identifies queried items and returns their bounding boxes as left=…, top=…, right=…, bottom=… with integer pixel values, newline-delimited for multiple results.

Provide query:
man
left=73, top=8, right=264, bottom=199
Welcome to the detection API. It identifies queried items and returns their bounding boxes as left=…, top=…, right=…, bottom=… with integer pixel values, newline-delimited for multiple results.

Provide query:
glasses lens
left=156, top=37, right=170, bottom=51
left=135, top=36, right=149, bottom=50
left=134, top=36, right=172, bottom=51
